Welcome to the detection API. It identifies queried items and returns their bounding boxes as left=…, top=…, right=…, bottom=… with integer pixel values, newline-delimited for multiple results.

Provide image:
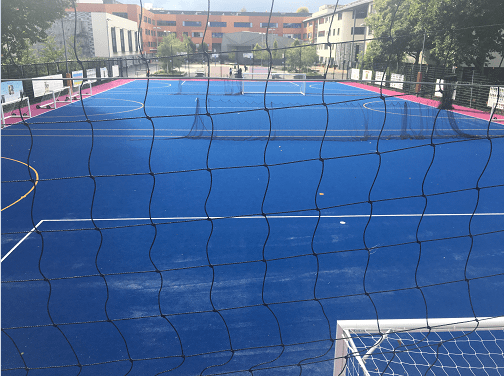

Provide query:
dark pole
left=61, top=19, right=69, bottom=74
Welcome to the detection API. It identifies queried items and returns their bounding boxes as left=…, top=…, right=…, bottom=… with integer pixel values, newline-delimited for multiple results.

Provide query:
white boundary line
left=3, top=213, right=503, bottom=262
left=1, top=220, right=44, bottom=262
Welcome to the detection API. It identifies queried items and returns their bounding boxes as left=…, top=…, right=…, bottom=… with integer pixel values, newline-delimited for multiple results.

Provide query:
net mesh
left=340, top=320, right=504, bottom=376
left=1, top=0, right=504, bottom=375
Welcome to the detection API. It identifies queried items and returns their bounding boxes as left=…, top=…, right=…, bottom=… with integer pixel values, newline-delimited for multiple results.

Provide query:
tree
left=364, top=0, right=428, bottom=67
left=253, top=43, right=268, bottom=65
left=426, top=0, right=504, bottom=71
left=272, top=40, right=282, bottom=61
left=364, top=0, right=504, bottom=72
left=296, top=7, right=309, bottom=13
left=157, top=33, right=189, bottom=72
left=38, top=36, right=65, bottom=63
left=66, top=36, right=85, bottom=61
left=285, top=40, right=317, bottom=72
left=1, top=0, right=72, bottom=63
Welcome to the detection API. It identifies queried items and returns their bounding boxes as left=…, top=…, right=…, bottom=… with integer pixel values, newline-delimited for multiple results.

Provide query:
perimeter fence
left=351, top=63, right=504, bottom=113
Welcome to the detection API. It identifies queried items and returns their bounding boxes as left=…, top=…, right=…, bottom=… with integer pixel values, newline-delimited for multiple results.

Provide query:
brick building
left=73, top=1, right=310, bottom=57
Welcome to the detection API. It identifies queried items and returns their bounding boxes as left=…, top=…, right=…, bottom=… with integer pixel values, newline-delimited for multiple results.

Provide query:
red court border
left=1, top=79, right=133, bottom=128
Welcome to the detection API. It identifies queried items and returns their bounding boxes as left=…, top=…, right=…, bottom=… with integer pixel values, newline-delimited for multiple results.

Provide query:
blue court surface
left=2, top=79, right=504, bottom=375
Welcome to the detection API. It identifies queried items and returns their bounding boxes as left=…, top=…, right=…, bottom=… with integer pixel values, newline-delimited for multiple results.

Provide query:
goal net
left=242, top=72, right=307, bottom=95
left=334, top=317, right=504, bottom=376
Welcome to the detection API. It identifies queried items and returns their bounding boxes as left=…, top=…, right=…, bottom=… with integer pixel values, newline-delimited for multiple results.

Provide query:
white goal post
left=334, top=317, right=504, bottom=376
left=241, top=72, right=307, bottom=95
left=1, top=97, right=32, bottom=126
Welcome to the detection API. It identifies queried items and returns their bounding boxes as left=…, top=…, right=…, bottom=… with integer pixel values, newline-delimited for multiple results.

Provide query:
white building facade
left=304, top=0, right=373, bottom=69
left=43, top=11, right=141, bottom=59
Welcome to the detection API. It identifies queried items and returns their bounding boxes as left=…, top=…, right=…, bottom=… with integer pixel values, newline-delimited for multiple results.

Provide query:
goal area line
left=3, top=212, right=503, bottom=262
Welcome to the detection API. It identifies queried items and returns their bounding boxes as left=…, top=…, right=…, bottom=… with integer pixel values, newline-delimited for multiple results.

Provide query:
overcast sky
left=119, top=0, right=354, bottom=14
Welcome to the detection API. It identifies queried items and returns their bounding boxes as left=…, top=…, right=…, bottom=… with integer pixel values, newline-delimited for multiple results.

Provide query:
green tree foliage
left=253, top=43, right=268, bottom=64
left=66, top=36, right=85, bottom=61
left=296, top=7, right=309, bottom=13
left=38, top=36, right=65, bottom=63
left=365, top=0, right=504, bottom=71
left=272, top=40, right=282, bottom=60
left=285, top=40, right=318, bottom=71
left=1, top=0, right=72, bottom=63
left=157, top=34, right=190, bottom=72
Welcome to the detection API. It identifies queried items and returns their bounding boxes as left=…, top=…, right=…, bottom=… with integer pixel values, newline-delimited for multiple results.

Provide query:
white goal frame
left=1, top=97, right=32, bottom=127
left=242, top=72, right=307, bottom=95
left=68, top=80, right=93, bottom=102
left=334, top=316, right=504, bottom=376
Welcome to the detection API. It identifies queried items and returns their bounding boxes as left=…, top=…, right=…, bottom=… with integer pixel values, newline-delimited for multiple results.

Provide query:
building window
left=120, top=29, right=125, bottom=52
left=135, top=31, right=138, bottom=51
left=113, top=12, right=128, bottom=19
left=318, top=30, right=325, bottom=37
left=158, top=20, right=176, bottom=26
left=338, top=13, right=342, bottom=20
left=128, top=30, right=133, bottom=51
left=183, top=21, right=202, bottom=27
left=209, top=21, right=226, bottom=27
left=319, top=18, right=324, bottom=24
left=212, top=32, right=224, bottom=38
left=260, top=22, right=278, bottom=28
left=144, top=16, right=147, bottom=22
left=234, top=22, right=252, bottom=28
left=303, top=33, right=307, bottom=39
left=183, top=31, right=189, bottom=36
left=355, top=9, right=367, bottom=18
left=283, top=23, right=301, bottom=28
left=148, top=17, right=151, bottom=24
left=337, top=28, right=340, bottom=35
left=145, top=29, right=150, bottom=35
left=111, top=27, right=117, bottom=53
left=192, top=31, right=203, bottom=38
left=351, top=27, right=365, bottom=35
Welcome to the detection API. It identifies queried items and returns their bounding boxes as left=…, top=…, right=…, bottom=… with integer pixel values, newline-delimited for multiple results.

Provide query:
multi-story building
left=63, top=0, right=375, bottom=68
left=37, top=10, right=140, bottom=59
left=150, top=10, right=308, bottom=53
left=73, top=1, right=310, bottom=57
left=304, top=0, right=373, bottom=68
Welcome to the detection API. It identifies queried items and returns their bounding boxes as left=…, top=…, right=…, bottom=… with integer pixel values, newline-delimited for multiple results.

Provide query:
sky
left=117, top=0, right=355, bottom=14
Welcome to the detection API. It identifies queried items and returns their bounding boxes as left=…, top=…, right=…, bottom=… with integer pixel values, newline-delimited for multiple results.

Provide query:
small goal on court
left=242, top=72, right=306, bottom=95
left=333, top=317, right=504, bottom=376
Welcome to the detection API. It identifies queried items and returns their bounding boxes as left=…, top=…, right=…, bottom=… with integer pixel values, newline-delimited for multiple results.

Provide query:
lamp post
left=153, top=26, right=161, bottom=71
left=106, top=17, right=112, bottom=58
left=360, top=23, right=366, bottom=70
left=61, top=19, right=69, bottom=75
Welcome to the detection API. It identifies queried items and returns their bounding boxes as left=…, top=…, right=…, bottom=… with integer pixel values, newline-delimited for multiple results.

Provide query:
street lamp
left=61, top=18, right=69, bottom=75
left=106, top=17, right=112, bottom=58
left=153, top=26, right=161, bottom=50
left=360, top=23, right=366, bottom=70
left=153, top=26, right=161, bottom=71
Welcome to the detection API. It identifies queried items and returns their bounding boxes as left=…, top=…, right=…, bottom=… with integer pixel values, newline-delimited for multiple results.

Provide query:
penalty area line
left=1, top=220, right=44, bottom=262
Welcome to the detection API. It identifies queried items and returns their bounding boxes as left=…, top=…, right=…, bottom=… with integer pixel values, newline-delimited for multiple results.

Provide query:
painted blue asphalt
left=2, top=80, right=503, bottom=375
